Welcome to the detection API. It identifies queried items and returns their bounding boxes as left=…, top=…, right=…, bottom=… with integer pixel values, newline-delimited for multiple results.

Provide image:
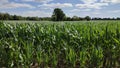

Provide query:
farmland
left=0, top=21, right=120, bottom=68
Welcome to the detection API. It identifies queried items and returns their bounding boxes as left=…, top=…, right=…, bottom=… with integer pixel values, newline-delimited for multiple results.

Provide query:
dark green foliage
left=52, top=8, right=66, bottom=21
left=0, top=12, right=120, bottom=21
left=85, top=16, right=91, bottom=21
left=0, top=21, right=120, bottom=67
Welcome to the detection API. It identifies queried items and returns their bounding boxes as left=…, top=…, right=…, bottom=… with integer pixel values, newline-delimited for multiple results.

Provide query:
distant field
left=0, top=21, right=120, bottom=67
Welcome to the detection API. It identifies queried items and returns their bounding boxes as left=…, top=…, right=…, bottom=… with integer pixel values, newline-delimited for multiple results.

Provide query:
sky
left=0, top=0, right=120, bottom=18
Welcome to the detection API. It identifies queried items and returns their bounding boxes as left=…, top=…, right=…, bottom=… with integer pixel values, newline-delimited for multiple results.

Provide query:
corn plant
left=0, top=21, right=120, bottom=67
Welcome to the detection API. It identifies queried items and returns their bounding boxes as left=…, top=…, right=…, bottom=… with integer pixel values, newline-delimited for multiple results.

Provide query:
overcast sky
left=0, top=0, right=120, bottom=18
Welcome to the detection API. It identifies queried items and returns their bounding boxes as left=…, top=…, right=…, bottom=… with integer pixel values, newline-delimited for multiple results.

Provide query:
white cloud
left=19, top=10, right=51, bottom=17
left=1, top=10, right=51, bottom=17
left=0, top=2, right=35, bottom=9
left=78, top=0, right=120, bottom=10
left=108, top=10, right=120, bottom=13
left=92, top=12, right=101, bottom=14
left=0, top=0, right=8, bottom=4
left=76, top=0, right=109, bottom=9
left=80, top=0, right=98, bottom=4
left=76, top=3, right=108, bottom=9
left=80, top=0, right=120, bottom=4
left=39, top=3, right=73, bottom=9
left=101, top=0, right=120, bottom=3
left=22, top=0, right=53, bottom=3
left=70, top=9, right=91, bottom=12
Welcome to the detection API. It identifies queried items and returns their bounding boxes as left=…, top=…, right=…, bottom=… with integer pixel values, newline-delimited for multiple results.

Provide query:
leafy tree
left=72, top=16, right=79, bottom=21
left=1, top=12, right=120, bottom=21
left=0, top=13, right=4, bottom=20
left=3, top=13, right=10, bottom=20
left=79, top=17, right=84, bottom=21
left=66, top=17, right=71, bottom=21
left=52, top=8, right=66, bottom=21
left=117, top=17, right=120, bottom=20
left=85, top=16, right=91, bottom=21
left=13, top=15, right=19, bottom=20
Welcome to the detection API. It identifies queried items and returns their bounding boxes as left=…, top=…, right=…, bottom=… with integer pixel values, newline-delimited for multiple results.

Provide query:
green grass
left=0, top=21, right=120, bottom=68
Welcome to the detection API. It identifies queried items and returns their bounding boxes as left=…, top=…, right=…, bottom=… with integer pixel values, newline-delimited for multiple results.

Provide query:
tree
left=3, top=13, right=10, bottom=20
left=13, top=15, right=19, bottom=20
left=66, top=17, right=71, bottom=21
left=117, top=17, right=120, bottom=20
left=0, top=13, right=4, bottom=20
left=85, top=16, right=91, bottom=21
left=52, top=8, right=66, bottom=21
left=72, top=16, right=79, bottom=21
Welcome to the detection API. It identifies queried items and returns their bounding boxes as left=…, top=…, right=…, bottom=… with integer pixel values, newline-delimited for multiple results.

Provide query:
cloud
left=78, top=0, right=120, bottom=10
left=108, top=10, right=120, bottom=13
left=70, top=9, right=91, bottom=12
left=22, top=0, right=53, bottom=3
left=80, top=0, right=120, bottom=4
left=75, top=3, right=108, bottom=9
left=80, top=0, right=98, bottom=4
left=0, top=2, right=35, bottom=9
left=1, top=10, right=51, bottom=17
left=100, top=0, right=120, bottom=3
left=39, top=3, right=73, bottom=9
left=0, top=0, right=8, bottom=4
left=19, top=10, right=51, bottom=17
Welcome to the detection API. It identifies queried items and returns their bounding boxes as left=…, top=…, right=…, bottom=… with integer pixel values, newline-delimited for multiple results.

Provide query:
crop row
left=0, top=21, right=120, bottom=68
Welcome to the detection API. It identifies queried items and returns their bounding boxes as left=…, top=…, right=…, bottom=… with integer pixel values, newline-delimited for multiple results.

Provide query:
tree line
left=0, top=13, right=51, bottom=21
left=0, top=8, right=120, bottom=21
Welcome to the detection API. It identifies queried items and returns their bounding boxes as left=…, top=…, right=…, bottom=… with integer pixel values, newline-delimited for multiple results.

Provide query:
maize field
left=0, top=21, right=120, bottom=68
